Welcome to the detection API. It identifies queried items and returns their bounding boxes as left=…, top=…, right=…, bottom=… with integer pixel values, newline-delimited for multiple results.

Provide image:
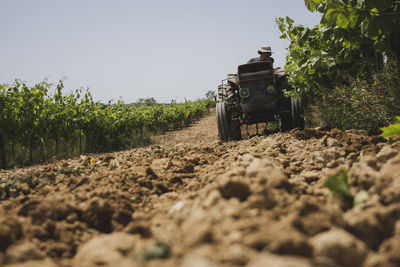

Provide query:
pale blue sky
left=0, top=0, right=321, bottom=103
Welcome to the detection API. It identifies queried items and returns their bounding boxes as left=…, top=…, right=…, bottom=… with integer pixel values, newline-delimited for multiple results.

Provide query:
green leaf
left=348, top=9, right=359, bottom=28
left=370, top=7, right=379, bottom=15
left=360, top=19, right=379, bottom=39
left=324, top=8, right=340, bottom=25
left=304, top=0, right=323, bottom=12
left=135, top=242, right=170, bottom=261
left=381, top=117, right=400, bottom=138
left=324, top=170, right=353, bottom=200
left=324, top=57, right=336, bottom=68
left=336, top=13, right=350, bottom=28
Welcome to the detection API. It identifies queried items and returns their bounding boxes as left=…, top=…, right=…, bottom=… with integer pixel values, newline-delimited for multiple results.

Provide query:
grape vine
left=275, top=0, right=400, bottom=129
left=0, top=80, right=214, bottom=168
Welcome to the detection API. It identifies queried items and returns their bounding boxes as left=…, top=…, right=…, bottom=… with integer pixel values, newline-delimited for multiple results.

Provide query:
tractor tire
left=226, top=87, right=236, bottom=104
left=216, top=102, right=241, bottom=142
left=216, top=102, right=229, bottom=141
left=219, top=84, right=236, bottom=104
left=280, top=97, right=305, bottom=131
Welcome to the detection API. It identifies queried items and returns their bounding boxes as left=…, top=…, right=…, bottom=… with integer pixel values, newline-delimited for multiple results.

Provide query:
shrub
left=305, top=61, right=400, bottom=129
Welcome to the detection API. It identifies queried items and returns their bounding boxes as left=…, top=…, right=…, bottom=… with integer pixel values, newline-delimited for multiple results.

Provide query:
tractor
left=216, top=61, right=304, bottom=142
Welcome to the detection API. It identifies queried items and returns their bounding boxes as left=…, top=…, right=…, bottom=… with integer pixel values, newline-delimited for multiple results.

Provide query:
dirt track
left=1, top=111, right=400, bottom=267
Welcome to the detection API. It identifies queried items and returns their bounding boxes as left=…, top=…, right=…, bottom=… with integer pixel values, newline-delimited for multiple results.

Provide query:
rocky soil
left=0, top=111, right=400, bottom=267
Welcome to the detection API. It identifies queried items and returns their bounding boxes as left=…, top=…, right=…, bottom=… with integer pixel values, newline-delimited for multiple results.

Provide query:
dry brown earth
left=0, top=111, right=400, bottom=267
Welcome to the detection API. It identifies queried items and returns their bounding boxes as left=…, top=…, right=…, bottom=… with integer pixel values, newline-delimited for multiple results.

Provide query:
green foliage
left=324, top=169, right=368, bottom=210
left=304, top=0, right=324, bottom=12
left=303, top=0, right=400, bottom=60
left=381, top=116, right=400, bottom=141
left=306, top=62, right=400, bottom=129
left=0, top=80, right=213, bottom=168
left=276, top=0, right=400, bottom=129
left=304, top=1, right=398, bottom=33
left=276, top=16, right=377, bottom=98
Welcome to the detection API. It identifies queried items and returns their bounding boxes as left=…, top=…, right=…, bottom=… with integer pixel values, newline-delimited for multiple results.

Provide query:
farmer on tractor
left=247, top=45, right=275, bottom=64
left=216, top=44, right=304, bottom=142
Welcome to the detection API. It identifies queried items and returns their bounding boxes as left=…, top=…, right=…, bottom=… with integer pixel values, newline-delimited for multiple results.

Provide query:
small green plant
left=264, top=122, right=279, bottom=134
left=324, top=169, right=368, bottom=210
left=89, top=157, right=97, bottom=172
left=0, top=179, right=17, bottom=199
left=135, top=241, right=170, bottom=261
left=325, top=170, right=353, bottom=201
left=0, top=174, right=40, bottom=200
left=381, top=116, right=400, bottom=143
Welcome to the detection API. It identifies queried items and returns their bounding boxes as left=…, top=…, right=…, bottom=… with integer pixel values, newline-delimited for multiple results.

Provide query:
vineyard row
left=0, top=80, right=214, bottom=168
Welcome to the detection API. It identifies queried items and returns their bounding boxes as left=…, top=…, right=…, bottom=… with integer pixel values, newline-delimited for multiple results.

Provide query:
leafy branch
left=328, top=0, right=397, bottom=16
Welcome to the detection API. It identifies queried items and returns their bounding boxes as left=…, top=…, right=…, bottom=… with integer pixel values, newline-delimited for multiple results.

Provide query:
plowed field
left=1, top=111, right=400, bottom=267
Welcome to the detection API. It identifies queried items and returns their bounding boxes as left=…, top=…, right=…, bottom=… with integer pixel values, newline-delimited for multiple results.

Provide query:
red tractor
left=216, top=61, right=304, bottom=142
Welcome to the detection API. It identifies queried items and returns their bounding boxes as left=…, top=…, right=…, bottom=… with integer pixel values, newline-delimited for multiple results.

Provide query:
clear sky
left=0, top=0, right=321, bottom=103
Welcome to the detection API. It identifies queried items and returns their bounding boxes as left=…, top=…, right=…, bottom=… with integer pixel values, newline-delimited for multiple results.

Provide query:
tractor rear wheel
left=280, top=97, right=305, bottom=131
left=216, top=102, right=241, bottom=142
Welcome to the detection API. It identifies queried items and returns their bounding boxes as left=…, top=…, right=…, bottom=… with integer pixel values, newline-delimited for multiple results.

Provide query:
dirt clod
left=246, top=253, right=313, bottom=267
left=73, top=233, right=139, bottom=267
left=218, top=178, right=251, bottom=202
left=310, top=228, right=369, bottom=267
left=80, top=198, right=114, bottom=233
left=5, top=241, right=46, bottom=264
